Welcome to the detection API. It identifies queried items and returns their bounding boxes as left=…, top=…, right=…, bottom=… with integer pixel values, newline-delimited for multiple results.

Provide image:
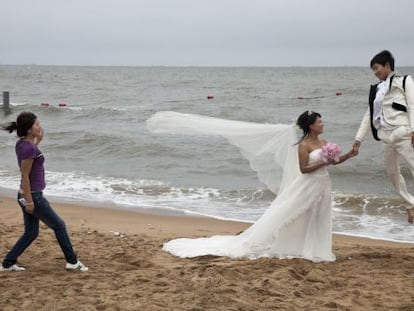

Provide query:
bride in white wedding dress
left=147, top=110, right=356, bottom=262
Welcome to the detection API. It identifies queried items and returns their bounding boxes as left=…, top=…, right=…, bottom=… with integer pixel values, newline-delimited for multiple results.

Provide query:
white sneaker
left=0, top=264, right=26, bottom=271
left=65, top=260, right=88, bottom=272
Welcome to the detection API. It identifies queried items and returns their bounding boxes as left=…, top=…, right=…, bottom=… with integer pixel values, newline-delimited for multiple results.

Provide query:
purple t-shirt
left=16, top=139, right=45, bottom=192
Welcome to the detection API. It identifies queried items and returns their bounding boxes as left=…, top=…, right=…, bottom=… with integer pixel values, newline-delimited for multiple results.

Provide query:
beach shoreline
left=0, top=192, right=413, bottom=310
left=1, top=189, right=412, bottom=245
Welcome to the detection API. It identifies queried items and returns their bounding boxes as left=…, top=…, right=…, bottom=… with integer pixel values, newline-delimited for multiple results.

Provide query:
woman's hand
left=25, top=202, right=35, bottom=214
left=352, top=140, right=361, bottom=153
left=35, top=127, right=43, bottom=145
left=332, top=148, right=358, bottom=165
left=349, top=148, right=359, bottom=158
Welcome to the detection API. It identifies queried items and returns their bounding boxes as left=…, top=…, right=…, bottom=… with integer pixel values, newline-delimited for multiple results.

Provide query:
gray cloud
left=1, top=0, right=413, bottom=66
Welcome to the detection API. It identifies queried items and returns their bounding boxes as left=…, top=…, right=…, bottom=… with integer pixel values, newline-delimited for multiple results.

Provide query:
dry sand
left=0, top=194, right=413, bottom=311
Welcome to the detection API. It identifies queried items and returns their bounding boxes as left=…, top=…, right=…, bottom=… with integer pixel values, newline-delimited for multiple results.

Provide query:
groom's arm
left=404, top=75, right=414, bottom=145
left=353, top=108, right=371, bottom=151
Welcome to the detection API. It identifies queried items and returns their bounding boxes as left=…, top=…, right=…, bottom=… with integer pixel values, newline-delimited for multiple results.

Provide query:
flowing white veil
left=146, top=111, right=300, bottom=194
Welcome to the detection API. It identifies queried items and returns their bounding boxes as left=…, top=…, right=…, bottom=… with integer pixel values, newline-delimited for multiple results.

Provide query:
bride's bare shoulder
left=298, top=140, right=311, bottom=153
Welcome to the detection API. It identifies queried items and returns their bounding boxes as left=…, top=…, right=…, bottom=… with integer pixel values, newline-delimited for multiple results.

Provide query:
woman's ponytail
left=2, top=121, right=18, bottom=133
left=1, top=112, right=37, bottom=137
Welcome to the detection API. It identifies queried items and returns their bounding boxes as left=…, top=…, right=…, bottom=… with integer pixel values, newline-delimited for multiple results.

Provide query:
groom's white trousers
left=379, top=126, right=414, bottom=210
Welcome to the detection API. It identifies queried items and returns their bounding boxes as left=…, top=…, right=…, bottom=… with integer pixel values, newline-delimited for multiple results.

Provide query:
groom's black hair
left=370, top=50, right=395, bottom=71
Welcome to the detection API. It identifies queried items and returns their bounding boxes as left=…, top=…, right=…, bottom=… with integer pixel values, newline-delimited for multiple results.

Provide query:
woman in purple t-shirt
left=0, top=112, right=88, bottom=272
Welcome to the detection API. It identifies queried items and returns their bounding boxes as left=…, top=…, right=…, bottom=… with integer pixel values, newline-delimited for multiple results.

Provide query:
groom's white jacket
left=355, top=74, right=414, bottom=142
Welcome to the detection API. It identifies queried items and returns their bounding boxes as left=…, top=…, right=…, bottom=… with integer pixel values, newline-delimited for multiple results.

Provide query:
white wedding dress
left=147, top=111, right=335, bottom=262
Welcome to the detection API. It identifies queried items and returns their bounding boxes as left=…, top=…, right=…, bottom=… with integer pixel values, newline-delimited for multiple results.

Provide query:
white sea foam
left=9, top=102, right=28, bottom=107
left=0, top=169, right=413, bottom=243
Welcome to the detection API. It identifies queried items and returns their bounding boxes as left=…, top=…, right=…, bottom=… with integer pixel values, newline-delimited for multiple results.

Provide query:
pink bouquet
left=321, top=142, right=341, bottom=163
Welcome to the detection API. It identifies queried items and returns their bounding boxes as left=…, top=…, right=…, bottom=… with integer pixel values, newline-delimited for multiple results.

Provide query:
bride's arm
left=332, top=149, right=357, bottom=165
left=298, top=143, right=327, bottom=174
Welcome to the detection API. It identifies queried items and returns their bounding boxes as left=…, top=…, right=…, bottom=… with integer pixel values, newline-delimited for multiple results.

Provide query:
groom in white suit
left=353, top=50, right=414, bottom=223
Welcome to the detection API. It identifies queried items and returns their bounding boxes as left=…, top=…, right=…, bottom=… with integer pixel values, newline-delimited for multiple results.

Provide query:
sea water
left=1, top=65, right=413, bottom=242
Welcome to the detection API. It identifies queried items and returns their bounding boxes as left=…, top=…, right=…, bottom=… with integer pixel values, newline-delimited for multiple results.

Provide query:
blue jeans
left=2, top=192, right=77, bottom=267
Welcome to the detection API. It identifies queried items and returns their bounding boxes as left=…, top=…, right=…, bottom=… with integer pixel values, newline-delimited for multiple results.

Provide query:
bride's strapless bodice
left=308, top=148, right=328, bottom=175
left=309, top=148, right=323, bottom=164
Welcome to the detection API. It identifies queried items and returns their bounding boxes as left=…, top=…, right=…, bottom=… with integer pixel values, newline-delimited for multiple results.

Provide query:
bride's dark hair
left=296, top=110, right=321, bottom=142
left=1, top=112, right=37, bottom=137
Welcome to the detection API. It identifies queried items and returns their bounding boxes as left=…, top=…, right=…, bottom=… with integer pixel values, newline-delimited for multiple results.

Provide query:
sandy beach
left=0, top=194, right=413, bottom=311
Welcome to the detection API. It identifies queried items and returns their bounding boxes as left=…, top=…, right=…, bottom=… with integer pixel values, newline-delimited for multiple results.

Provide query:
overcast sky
left=1, top=0, right=413, bottom=67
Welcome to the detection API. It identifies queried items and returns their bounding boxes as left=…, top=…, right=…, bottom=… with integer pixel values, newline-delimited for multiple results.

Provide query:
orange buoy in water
left=58, top=103, right=67, bottom=107
left=40, top=103, right=49, bottom=107
left=207, top=95, right=214, bottom=99
left=336, top=92, right=343, bottom=96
